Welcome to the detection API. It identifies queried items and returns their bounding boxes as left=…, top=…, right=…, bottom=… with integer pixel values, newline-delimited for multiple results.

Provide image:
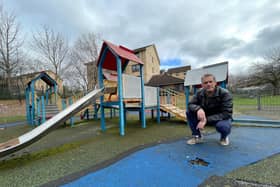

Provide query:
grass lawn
left=226, top=153, right=280, bottom=186
left=0, top=116, right=26, bottom=124
left=233, top=95, right=280, bottom=106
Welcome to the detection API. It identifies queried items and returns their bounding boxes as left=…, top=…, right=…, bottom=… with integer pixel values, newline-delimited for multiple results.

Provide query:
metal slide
left=0, top=88, right=104, bottom=158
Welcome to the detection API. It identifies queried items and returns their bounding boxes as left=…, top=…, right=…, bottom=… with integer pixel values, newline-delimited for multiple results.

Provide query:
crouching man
left=186, top=74, right=233, bottom=146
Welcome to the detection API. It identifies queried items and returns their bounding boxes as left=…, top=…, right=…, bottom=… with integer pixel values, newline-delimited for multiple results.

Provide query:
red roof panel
left=97, top=40, right=143, bottom=71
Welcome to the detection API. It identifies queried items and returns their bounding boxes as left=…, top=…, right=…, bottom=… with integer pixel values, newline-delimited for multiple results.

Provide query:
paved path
left=234, top=114, right=273, bottom=120
left=0, top=120, right=27, bottom=128
left=62, top=127, right=280, bottom=187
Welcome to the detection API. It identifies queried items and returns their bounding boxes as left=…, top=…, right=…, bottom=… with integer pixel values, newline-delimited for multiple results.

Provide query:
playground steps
left=45, top=104, right=60, bottom=119
left=160, top=104, right=187, bottom=122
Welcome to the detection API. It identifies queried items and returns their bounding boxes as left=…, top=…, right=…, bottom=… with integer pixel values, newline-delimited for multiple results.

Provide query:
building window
left=132, top=64, right=140, bottom=72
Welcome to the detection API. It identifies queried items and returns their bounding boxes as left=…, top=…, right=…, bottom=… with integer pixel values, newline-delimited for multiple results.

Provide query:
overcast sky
left=3, top=0, right=280, bottom=75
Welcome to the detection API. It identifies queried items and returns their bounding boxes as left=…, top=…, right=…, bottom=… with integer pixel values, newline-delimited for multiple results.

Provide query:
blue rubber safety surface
left=63, top=127, right=280, bottom=187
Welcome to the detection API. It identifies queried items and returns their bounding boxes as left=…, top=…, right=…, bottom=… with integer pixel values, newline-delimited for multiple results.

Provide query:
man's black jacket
left=188, top=86, right=233, bottom=123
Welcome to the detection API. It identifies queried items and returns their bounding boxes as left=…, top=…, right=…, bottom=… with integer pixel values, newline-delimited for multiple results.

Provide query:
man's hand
left=197, top=109, right=206, bottom=121
left=197, top=120, right=206, bottom=130
left=196, top=109, right=207, bottom=130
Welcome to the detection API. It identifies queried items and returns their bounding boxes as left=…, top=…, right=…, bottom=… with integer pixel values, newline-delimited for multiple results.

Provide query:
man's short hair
left=201, top=74, right=216, bottom=83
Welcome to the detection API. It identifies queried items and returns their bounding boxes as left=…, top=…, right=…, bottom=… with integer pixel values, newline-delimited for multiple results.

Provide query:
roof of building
left=166, top=65, right=191, bottom=74
left=146, top=73, right=184, bottom=87
left=27, top=71, right=57, bottom=87
left=133, top=44, right=154, bottom=53
left=14, top=70, right=62, bottom=81
left=134, top=44, right=161, bottom=65
left=97, top=41, right=143, bottom=71
left=84, top=61, right=97, bottom=66
left=184, top=61, right=228, bottom=86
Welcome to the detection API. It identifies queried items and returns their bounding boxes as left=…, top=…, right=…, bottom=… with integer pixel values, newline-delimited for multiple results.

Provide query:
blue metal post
left=86, top=109, right=89, bottom=120
left=31, top=81, right=35, bottom=126
left=62, top=99, right=66, bottom=110
left=157, top=87, right=160, bottom=124
left=185, top=86, right=190, bottom=112
left=25, top=87, right=30, bottom=124
left=117, top=56, right=125, bottom=135
left=46, top=88, right=49, bottom=105
left=41, top=96, right=46, bottom=123
left=94, top=104, right=98, bottom=120
left=140, top=64, right=146, bottom=128
left=98, top=48, right=107, bottom=131
left=69, top=97, right=74, bottom=126
left=220, top=81, right=226, bottom=88
left=54, top=84, right=57, bottom=103
left=61, top=99, right=66, bottom=125
left=37, top=98, right=40, bottom=125
left=124, top=105, right=127, bottom=126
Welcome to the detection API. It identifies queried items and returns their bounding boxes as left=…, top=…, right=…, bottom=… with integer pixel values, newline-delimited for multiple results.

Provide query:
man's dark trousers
left=186, top=111, right=231, bottom=139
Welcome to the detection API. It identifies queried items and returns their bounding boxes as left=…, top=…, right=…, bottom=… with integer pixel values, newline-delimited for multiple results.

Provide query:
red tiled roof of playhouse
left=97, top=41, right=143, bottom=71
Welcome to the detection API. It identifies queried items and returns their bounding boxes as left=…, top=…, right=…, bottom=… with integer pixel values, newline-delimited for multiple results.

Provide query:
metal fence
left=0, top=80, right=25, bottom=100
left=233, top=87, right=280, bottom=120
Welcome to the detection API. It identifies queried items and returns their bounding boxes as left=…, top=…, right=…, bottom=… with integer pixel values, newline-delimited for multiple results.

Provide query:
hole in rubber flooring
left=188, top=157, right=209, bottom=166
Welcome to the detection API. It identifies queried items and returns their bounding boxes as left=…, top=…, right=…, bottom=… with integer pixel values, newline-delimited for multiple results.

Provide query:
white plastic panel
left=122, top=74, right=141, bottom=98
left=145, top=86, right=158, bottom=107
left=184, top=62, right=228, bottom=86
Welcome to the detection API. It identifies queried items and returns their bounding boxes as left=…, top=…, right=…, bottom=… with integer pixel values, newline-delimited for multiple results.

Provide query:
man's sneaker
left=220, top=137, right=229, bottom=146
left=187, top=136, right=203, bottom=145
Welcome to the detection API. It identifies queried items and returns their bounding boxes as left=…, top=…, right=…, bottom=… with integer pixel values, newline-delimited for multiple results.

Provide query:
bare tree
left=250, top=47, right=280, bottom=95
left=0, top=5, right=23, bottom=92
left=67, top=32, right=101, bottom=92
left=32, top=26, right=68, bottom=80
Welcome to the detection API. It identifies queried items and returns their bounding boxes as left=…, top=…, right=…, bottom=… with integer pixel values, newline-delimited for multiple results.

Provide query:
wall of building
left=7, top=71, right=63, bottom=96
left=86, top=62, right=98, bottom=91
left=0, top=100, right=25, bottom=117
left=143, top=45, right=160, bottom=83
left=125, top=45, right=160, bottom=84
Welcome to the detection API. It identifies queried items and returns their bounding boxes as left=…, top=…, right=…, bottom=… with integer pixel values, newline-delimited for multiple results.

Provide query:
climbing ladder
left=160, top=104, right=186, bottom=122
left=159, top=88, right=186, bottom=122
left=45, top=104, right=60, bottom=119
